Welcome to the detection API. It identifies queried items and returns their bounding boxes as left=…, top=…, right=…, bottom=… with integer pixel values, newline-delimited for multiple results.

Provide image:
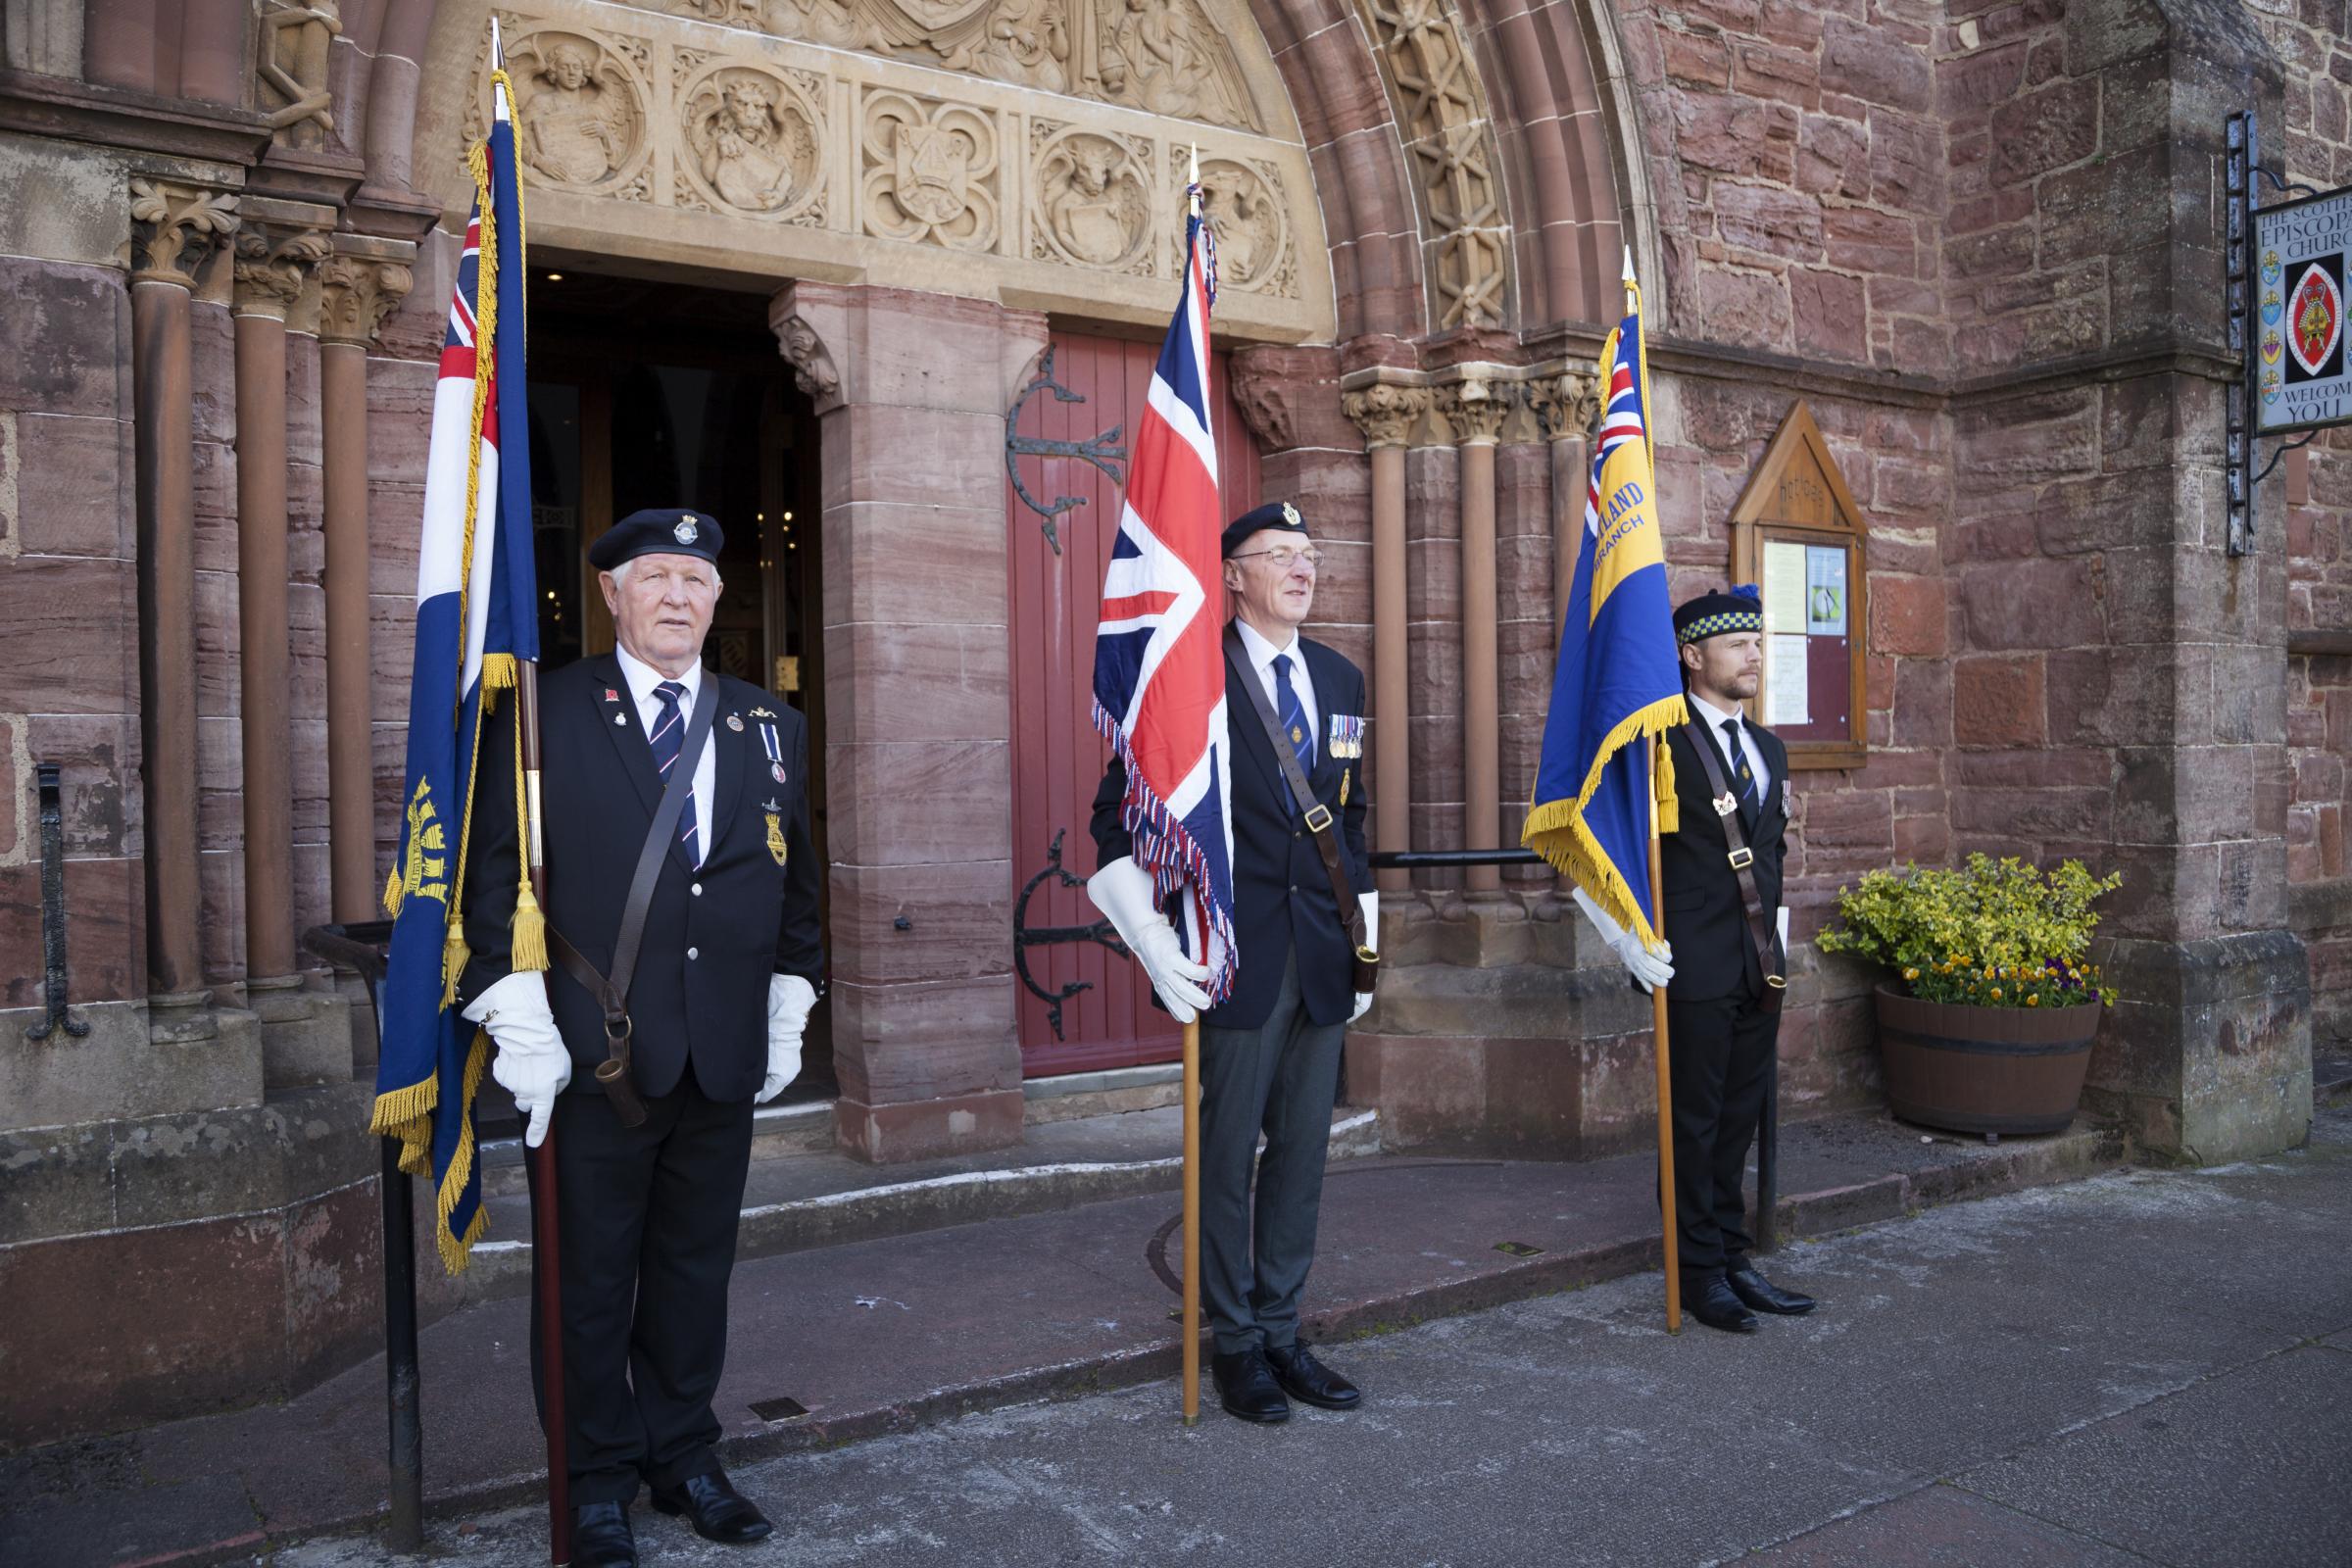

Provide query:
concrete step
left=475, top=1063, right=1188, bottom=1198
left=451, top=1101, right=1381, bottom=1307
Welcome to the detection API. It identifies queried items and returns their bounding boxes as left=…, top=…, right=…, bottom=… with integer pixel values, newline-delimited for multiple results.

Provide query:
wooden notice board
left=1728, top=402, right=1868, bottom=770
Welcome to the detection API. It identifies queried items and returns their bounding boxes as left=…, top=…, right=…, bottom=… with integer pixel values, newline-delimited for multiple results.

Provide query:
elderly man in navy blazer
left=459, top=508, right=822, bottom=1566
left=1087, top=500, right=1377, bottom=1424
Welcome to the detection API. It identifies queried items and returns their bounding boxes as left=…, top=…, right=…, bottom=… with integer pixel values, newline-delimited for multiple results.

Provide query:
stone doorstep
left=449, top=1101, right=1381, bottom=1308
left=225, top=1110, right=2128, bottom=1566
left=473, top=1063, right=1189, bottom=1199
left=2316, top=1054, right=2352, bottom=1109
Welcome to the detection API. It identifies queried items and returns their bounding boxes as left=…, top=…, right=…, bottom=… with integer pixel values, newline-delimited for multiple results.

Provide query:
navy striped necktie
left=1273, top=653, right=1313, bottom=807
left=648, top=679, right=700, bottom=866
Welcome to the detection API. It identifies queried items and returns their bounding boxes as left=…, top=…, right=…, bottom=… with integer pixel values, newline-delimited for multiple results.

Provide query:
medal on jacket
left=754, top=711, right=785, bottom=785
left=1327, top=712, right=1363, bottom=759
left=762, top=798, right=788, bottom=865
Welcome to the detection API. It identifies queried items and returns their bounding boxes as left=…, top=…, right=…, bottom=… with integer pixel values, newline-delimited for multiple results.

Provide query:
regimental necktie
left=1273, top=653, right=1314, bottom=809
left=1722, top=715, right=1758, bottom=831
left=650, top=679, right=700, bottom=867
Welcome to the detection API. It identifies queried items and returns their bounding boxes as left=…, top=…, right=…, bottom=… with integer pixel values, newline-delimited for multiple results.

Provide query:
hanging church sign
left=2253, top=183, right=2351, bottom=435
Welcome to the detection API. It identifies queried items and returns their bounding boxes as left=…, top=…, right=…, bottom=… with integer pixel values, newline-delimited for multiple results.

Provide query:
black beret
left=588, top=508, right=725, bottom=572
left=1674, top=584, right=1763, bottom=645
left=1220, top=500, right=1307, bottom=560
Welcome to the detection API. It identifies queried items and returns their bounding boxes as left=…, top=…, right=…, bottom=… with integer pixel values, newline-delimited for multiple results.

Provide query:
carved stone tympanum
left=1033, top=125, right=1150, bottom=271
left=863, top=91, right=996, bottom=249
left=678, top=60, right=826, bottom=221
left=514, top=31, right=648, bottom=188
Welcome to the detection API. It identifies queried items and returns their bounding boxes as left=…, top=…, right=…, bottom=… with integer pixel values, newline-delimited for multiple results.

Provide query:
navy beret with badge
left=1221, top=500, right=1308, bottom=560
left=1674, top=583, right=1764, bottom=646
left=588, top=507, right=725, bottom=572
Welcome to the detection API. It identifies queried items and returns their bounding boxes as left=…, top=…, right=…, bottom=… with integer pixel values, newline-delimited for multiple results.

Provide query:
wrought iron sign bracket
left=1005, top=345, right=1128, bottom=557
left=1012, top=828, right=1130, bottom=1043
left=25, top=761, right=87, bottom=1041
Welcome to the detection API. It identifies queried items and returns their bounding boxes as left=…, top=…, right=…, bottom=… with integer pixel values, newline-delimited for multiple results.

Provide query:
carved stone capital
left=318, top=246, right=416, bottom=347
left=232, top=200, right=335, bottom=319
left=768, top=292, right=843, bottom=414
left=128, top=178, right=241, bottom=288
left=1342, top=382, right=1431, bottom=450
left=1437, top=375, right=1510, bottom=447
left=1524, top=369, right=1600, bottom=443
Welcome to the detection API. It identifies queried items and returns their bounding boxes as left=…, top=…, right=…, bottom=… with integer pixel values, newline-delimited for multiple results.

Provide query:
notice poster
left=1766, top=633, right=1811, bottom=725
left=2254, top=185, right=2352, bottom=434
left=1806, top=545, right=1848, bottom=635
left=1762, top=541, right=1807, bottom=631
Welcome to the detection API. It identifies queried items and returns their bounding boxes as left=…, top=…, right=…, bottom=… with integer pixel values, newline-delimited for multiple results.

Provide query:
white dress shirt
left=1687, top=690, right=1770, bottom=805
left=614, top=644, right=715, bottom=864
left=1234, top=616, right=1319, bottom=763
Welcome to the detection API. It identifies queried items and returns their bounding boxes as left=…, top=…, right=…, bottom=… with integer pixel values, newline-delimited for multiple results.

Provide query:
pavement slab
left=1742, top=1485, right=2151, bottom=1567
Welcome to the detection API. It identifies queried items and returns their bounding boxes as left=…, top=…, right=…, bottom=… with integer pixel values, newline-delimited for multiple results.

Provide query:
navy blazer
left=1658, top=715, right=1788, bottom=1003
left=460, top=655, right=824, bottom=1102
left=1092, top=631, right=1371, bottom=1032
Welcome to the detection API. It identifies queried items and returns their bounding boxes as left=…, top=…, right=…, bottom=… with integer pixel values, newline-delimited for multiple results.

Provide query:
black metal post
left=1755, top=1054, right=1780, bottom=1252
left=25, top=761, right=88, bottom=1041
left=380, top=1134, right=425, bottom=1552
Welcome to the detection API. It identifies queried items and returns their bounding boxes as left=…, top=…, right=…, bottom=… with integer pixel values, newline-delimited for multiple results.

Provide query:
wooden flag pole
left=516, top=660, right=572, bottom=1566
left=1181, top=1016, right=1202, bottom=1423
left=1648, top=750, right=1682, bottom=1334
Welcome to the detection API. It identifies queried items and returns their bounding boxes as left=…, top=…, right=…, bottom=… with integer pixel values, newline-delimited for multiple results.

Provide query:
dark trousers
left=1664, top=989, right=1780, bottom=1283
left=1198, top=951, right=1348, bottom=1356
left=525, top=1070, right=755, bottom=1505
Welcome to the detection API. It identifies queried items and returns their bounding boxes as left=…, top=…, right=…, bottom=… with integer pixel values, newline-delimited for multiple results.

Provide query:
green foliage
left=1816, top=854, right=2122, bottom=1008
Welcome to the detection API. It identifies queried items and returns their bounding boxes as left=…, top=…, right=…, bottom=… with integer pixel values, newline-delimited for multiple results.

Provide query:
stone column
left=127, top=177, right=238, bottom=1018
left=1525, top=368, right=1599, bottom=645
left=230, top=201, right=332, bottom=988
left=1440, top=370, right=1511, bottom=891
left=1343, top=380, right=1429, bottom=894
left=317, top=239, right=414, bottom=924
left=771, top=282, right=1048, bottom=1164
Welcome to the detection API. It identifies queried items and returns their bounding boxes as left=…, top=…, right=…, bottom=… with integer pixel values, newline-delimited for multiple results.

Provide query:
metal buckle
left=1728, top=847, right=1754, bottom=870
left=1303, top=804, right=1334, bottom=832
left=1713, top=793, right=1739, bottom=817
left=1354, top=946, right=1380, bottom=964
left=1765, top=973, right=1788, bottom=990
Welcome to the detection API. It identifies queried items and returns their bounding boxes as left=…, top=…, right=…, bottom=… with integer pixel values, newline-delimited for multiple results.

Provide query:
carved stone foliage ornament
left=1523, top=369, right=1600, bottom=442
left=508, top=27, right=651, bottom=192
left=1356, top=0, right=1507, bottom=329
left=862, top=92, right=996, bottom=250
left=1177, top=153, right=1292, bottom=297
left=318, top=256, right=416, bottom=346
left=233, top=222, right=335, bottom=316
left=258, top=0, right=341, bottom=148
left=640, top=0, right=1259, bottom=130
left=1031, top=124, right=1150, bottom=272
left=678, top=59, right=827, bottom=222
left=128, top=179, right=241, bottom=287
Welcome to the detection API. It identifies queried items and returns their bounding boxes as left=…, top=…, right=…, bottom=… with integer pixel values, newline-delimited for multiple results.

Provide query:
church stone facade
left=0, top=0, right=2345, bottom=1446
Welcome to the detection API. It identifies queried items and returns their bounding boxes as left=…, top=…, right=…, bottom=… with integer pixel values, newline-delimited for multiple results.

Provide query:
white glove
left=1086, top=856, right=1212, bottom=1024
left=463, top=971, right=570, bottom=1149
left=760, top=973, right=817, bottom=1104
left=1777, top=906, right=1789, bottom=953
left=1572, top=888, right=1675, bottom=994
left=1349, top=891, right=1379, bottom=1023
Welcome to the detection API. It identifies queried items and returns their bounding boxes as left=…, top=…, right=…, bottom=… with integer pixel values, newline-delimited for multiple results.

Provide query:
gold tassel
left=1654, top=734, right=1680, bottom=837
left=440, top=924, right=470, bottom=1009
left=481, top=652, right=517, bottom=690
left=382, top=867, right=406, bottom=917
left=510, top=882, right=550, bottom=972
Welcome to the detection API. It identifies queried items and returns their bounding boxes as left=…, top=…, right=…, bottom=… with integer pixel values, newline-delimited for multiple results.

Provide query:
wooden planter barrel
left=1873, top=984, right=2102, bottom=1136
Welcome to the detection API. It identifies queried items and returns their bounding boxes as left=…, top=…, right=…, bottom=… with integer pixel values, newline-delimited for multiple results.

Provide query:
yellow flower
left=2027, top=994, right=2040, bottom=1006
left=1989, top=987, right=2003, bottom=1001
left=1903, top=966, right=1920, bottom=981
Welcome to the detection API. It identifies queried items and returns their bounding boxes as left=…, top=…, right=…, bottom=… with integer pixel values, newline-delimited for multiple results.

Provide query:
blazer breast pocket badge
left=762, top=799, right=788, bottom=866
left=1327, top=712, right=1364, bottom=760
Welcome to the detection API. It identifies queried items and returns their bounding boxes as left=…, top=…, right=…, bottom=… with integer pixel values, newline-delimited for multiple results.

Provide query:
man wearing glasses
left=1088, top=501, right=1376, bottom=1424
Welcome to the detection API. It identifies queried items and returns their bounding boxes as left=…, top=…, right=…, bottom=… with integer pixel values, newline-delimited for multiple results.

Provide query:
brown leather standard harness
left=1226, top=624, right=1378, bottom=995
left=546, top=677, right=719, bottom=1128
left=1681, top=716, right=1786, bottom=1013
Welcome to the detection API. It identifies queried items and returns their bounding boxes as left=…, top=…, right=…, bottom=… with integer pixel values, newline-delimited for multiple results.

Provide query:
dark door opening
left=518, top=272, right=835, bottom=1104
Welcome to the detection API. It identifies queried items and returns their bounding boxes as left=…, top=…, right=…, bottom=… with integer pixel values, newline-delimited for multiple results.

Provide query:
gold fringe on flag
left=432, top=1025, right=495, bottom=1274
left=1521, top=695, right=1688, bottom=953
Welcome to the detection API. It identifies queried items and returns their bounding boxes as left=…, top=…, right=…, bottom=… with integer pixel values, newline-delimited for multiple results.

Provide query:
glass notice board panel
left=1728, top=402, right=1869, bottom=771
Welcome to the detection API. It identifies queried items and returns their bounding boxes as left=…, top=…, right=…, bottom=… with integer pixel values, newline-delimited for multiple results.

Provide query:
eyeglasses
left=1230, top=546, right=1320, bottom=570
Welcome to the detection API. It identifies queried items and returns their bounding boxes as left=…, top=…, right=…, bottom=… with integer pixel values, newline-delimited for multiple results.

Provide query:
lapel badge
left=1713, top=792, right=1738, bottom=817
left=614, top=713, right=628, bottom=726
left=1340, top=768, right=1349, bottom=808
left=726, top=714, right=745, bottom=732
left=749, top=706, right=777, bottom=718
left=764, top=808, right=788, bottom=866
left=603, top=687, right=621, bottom=704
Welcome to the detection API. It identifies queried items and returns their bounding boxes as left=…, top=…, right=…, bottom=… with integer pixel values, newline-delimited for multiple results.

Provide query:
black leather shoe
left=571, top=1501, right=638, bottom=1568
left=1210, top=1348, right=1292, bottom=1423
left=1728, top=1264, right=1818, bottom=1316
left=1688, top=1276, right=1760, bottom=1334
left=650, top=1470, right=774, bottom=1544
left=1264, top=1343, right=1361, bottom=1411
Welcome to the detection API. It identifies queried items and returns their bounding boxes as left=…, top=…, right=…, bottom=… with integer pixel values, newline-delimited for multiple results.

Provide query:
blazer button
left=687, top=947, right=700, bottom=960
left=691, top=882, right=703, bottom=896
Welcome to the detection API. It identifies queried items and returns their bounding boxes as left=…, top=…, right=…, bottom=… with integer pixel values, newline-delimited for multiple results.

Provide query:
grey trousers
left=1198, top=950, right=1348, bottom=1356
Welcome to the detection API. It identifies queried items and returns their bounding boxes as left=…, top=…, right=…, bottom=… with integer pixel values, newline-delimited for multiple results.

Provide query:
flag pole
left=1627, top=247, right=1681, bottom=1336
left=493, top=17, right=570, bottom=1559
left=1180, top=139, right=1205, bottom=1427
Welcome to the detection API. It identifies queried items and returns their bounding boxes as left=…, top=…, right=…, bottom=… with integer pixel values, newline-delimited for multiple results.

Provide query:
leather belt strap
left=547, top=675, right=719, bottom=1127
left=1681, top=717, right=1785, bottom=1011
left=1224, top=624, right=1377, bottom=992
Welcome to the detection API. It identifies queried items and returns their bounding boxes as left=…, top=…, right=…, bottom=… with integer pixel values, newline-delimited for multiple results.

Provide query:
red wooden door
left=1006, top=330, right=1262, bottom=1078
